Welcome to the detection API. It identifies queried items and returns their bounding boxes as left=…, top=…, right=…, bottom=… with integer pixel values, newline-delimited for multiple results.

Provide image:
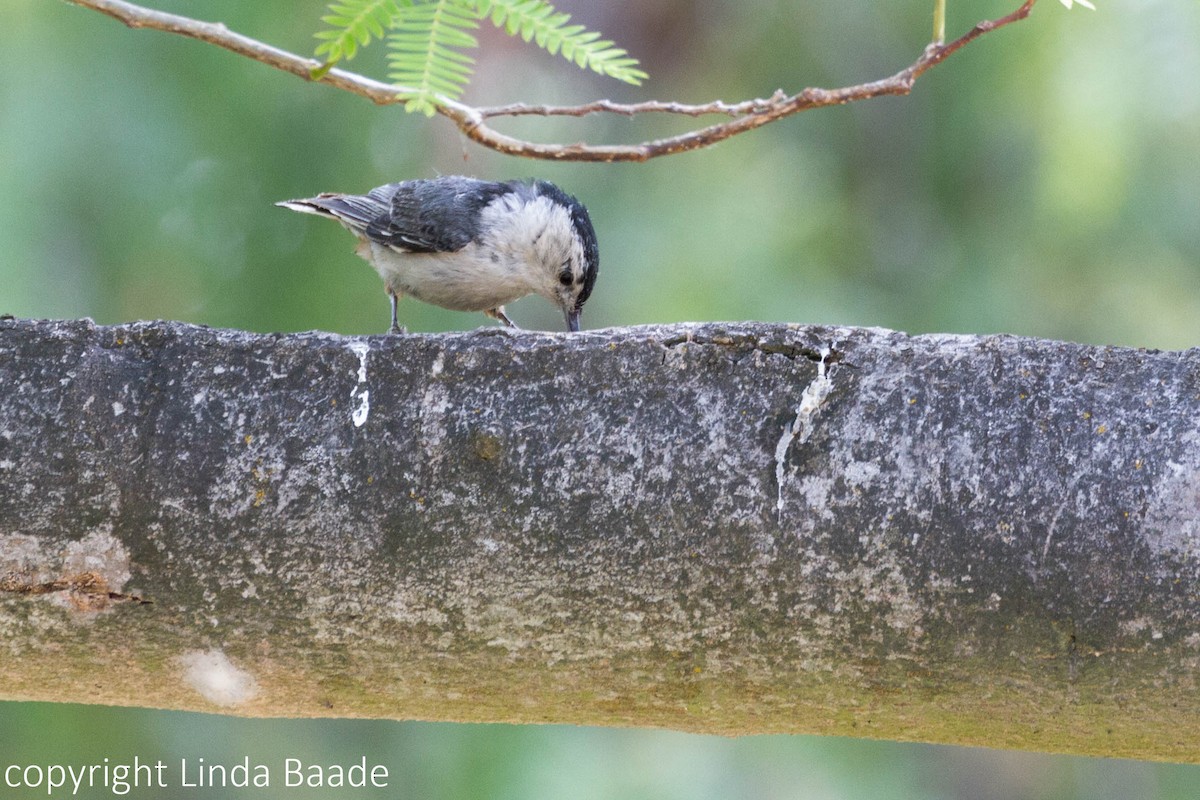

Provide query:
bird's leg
left=387, top=291, right=406, bottom=335
left=485, top=306, right=519, bottom=328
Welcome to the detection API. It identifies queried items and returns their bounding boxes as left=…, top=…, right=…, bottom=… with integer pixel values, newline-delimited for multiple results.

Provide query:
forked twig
left=67, top=0, right=1038, bottom=163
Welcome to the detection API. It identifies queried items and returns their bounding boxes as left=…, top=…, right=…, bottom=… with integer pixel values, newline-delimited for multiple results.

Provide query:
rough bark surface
left=1, top=317, right=1198, bottom=761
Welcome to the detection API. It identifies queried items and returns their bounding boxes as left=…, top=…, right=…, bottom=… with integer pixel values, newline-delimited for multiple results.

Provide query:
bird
left=276, top=176, right=599, bottom=333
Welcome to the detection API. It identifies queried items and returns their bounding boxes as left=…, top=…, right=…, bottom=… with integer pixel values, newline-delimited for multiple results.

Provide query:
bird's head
left=507, top=181, right=599, bottom=332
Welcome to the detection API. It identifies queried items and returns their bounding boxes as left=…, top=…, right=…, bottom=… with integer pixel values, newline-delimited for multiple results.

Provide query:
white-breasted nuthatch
left=277, top=176, right=599, bottom=333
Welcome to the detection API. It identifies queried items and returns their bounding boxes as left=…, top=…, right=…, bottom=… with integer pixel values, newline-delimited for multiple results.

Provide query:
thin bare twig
left=65, top=0, right=1038, bottom=163
left=476, top=93, right=792, bottom=120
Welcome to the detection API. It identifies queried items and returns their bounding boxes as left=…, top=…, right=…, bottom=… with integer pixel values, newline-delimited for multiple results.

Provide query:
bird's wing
left=364, top=177, right=513, bottom=254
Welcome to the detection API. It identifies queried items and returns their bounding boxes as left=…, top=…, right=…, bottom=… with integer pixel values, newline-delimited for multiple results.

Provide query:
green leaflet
left=314, top=0, right=406, bottom=64
left=311, top=0, right=647, bottom=113
left=388, top=1, right=479, bottom=115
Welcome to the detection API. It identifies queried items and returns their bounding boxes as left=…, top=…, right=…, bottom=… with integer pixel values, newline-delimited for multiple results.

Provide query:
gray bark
left=1, top=317, right=1198, bottom=761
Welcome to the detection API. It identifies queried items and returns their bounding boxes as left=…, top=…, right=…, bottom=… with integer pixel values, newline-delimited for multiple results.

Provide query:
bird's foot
left=485, top=307, right=520, bottom=328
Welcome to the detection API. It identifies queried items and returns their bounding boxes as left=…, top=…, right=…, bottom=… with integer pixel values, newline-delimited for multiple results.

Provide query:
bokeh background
left=3, top=0, right=1199, bottom=797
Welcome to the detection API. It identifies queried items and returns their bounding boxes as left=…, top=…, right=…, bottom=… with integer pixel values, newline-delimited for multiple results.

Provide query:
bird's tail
left=275, top=193, right=388, bottom=234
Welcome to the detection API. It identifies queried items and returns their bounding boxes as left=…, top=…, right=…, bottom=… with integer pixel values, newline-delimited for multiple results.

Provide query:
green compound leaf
left=309, top=0, right=647, bottom=113
left=475, top=0, right=647, bottom=85
left=387, top=0, right=480, bottom=115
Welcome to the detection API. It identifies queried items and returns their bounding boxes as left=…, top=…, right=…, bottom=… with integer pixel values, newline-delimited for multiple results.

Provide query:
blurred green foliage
left=4, top=703, right=1199, bottom=800
left=2, top=0, right=1200, bottom=796
left=4, top=0, right=1198, bottom=346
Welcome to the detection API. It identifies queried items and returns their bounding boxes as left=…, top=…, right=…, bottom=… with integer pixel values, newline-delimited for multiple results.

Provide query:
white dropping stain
left=179, top=649, right=259, bottom=706
left=348, top=341, right=371, bottom=428
left=111, top=402, right=125, bottom=417
left=775, top=346, right=835, bottom=517
left=418, top=353, right=452, bottom=458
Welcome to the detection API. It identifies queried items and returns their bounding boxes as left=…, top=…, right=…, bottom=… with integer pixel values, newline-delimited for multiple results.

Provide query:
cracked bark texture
left=1, top=317, right=1199, bottom=761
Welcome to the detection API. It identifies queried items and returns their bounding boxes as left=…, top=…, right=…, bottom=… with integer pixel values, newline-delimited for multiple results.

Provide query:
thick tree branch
left=2, top=317, right=1199, bottom=762
left=65, top=0, right=1037, bottom=162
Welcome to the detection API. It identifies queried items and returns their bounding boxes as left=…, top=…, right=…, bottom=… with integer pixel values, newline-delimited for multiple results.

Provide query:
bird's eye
left=558, top=269, right=573, bottom=287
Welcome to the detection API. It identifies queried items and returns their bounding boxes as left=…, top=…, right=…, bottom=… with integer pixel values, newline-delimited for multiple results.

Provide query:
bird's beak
left=565, top=307, right=581, bottom=333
